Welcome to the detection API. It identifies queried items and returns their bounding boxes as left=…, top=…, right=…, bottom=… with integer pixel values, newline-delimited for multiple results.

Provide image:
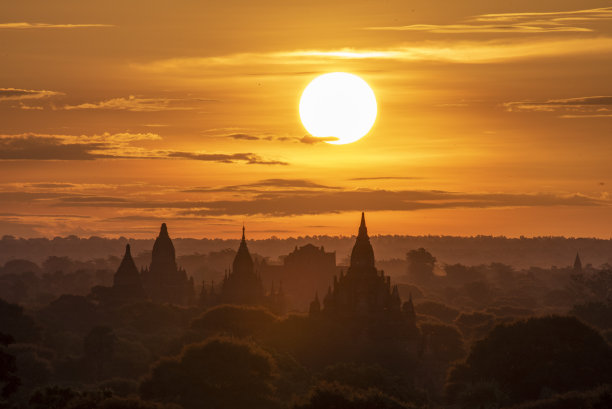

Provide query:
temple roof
left=349, top=212, right=375, bottom=269
left=232, top=225, right=254, bottom=275
left=151, top=223, right=176, bottom=268
left=115, top=244, right=138, bottom=277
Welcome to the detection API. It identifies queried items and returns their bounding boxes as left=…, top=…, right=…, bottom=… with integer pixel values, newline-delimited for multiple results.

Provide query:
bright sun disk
left=299, top=72, right=377, bottom=145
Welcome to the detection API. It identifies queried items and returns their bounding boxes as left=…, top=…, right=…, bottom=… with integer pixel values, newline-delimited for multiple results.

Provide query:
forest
left=0, top=223, right=611, bottom=409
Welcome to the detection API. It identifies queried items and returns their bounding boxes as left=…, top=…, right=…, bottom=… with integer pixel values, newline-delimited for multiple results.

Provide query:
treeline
left=1, top=234, right=611, bottom=268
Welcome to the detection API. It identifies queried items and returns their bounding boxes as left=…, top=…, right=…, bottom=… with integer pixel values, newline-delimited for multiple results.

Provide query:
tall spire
left=232, top=224, right=254, bottom=275
left=358, top=212, right=368, bottom=238
left=574, top=252, right=582, bottom=272
left=349, top=212, right=375, bottom=270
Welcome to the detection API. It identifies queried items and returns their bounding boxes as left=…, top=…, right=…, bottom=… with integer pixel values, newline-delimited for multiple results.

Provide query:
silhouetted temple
left=201, top=226, right=285, bottom=314
left=310, top=213, right=416, bottom=325
left=220, top=226, right=265, bottom=305
left=311, top=213, right=409, bottom=318
left=141, top=223, right=195, bottom=305
left=573, top=252, right=583, bottom=273
left=281, top=243, right=336, bottom=310
left=111, top=244, right=146, bottom=304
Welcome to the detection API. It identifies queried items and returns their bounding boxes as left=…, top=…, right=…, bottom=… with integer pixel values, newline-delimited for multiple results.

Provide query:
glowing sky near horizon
left=0, top=0, right=611, bottom=239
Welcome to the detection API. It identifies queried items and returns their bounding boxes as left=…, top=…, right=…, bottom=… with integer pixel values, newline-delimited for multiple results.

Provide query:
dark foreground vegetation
left=1, top=225, right=611, bottom=409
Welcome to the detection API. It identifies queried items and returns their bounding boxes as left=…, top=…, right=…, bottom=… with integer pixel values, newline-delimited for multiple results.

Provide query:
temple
left=141, top=223, right=195, bottom=305
left=201, top=226, right=285, bottom=314
left=111, top=244, right=146, bottom=304
left=573, top=252, right=583, bottom=273
left=311, top=213, right=409, bottom=317
left=310, top=213, right=416, bottom=326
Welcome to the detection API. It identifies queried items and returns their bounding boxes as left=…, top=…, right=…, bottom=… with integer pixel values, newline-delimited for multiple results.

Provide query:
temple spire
left=349, top=212, right=375, bottom=270
left=358, top=212, right=368, bottom=238
left=574, top=252, right=582, bottom=272
left=242, top=224, right=245, bottom=241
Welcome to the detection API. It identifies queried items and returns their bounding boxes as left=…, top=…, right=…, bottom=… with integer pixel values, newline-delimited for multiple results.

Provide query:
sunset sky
left=1, top=0, right=611, bottom=239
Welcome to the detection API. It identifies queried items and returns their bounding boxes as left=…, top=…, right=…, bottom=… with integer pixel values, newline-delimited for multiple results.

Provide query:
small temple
left=201, top=226, right=285, bottom=314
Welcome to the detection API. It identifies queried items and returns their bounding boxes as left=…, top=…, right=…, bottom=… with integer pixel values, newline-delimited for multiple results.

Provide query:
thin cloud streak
left=0, top=88, right=63, bottom=101
left=504, top=96, right=612, bottom=117
left=369, top=6, right=612, bottom=33
left=0, top=23, right=113, bottom=29
left=62, top=96, right=214, bottom=112
left=136, top=37, right=612, bottom=72
left=0, top=133, right=288, bottom=165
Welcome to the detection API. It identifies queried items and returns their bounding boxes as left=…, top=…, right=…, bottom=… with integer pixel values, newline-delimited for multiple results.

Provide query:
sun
left=299, top=72, right=377, bottom=145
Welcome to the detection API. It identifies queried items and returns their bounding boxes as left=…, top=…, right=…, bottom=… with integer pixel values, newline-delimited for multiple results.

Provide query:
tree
left=83, top=326, right=116, bottom=381
left=140, top=337, right=279, bottom=409
left=29, top=386, right=180, bottom=409
left=0, top=299, right=40, bottom=343
left=420, top=323, right=465, bottom=363
left=406, top=249, right=436, bottom=283
left=293, top=382, right=417, bottom=409
left=190, top=305, right=278, bottom=337
left=0, top=333, right=20, bottom=399
left=446, top=316, right=612, bottom=406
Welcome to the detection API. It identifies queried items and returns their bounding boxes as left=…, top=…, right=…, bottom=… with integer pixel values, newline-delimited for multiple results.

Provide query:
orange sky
left=0, top=0, right=611, bottom=239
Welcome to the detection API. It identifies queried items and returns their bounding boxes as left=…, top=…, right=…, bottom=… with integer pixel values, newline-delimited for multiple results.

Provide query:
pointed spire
left=574, top=252, right=582, bottom=272
left=124, top=243, right=132, bottom=258
left=242, top=224, right=246, bottom=241
left=160, top=222, right=168, bottom=237
left=358, top=212, right=368, bottom=238
left=349, top=212, right=375, bottom=270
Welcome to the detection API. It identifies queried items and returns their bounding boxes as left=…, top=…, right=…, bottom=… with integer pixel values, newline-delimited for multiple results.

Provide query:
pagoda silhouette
left=201, top=226, right=285, bottom=313
left=140, top=223, right=195, bottom=305
left=310, top=212, right=414, bottom=321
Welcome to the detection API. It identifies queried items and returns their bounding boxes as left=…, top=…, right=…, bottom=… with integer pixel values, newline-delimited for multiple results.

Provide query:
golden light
left=299, top=72, right=377, bottom=145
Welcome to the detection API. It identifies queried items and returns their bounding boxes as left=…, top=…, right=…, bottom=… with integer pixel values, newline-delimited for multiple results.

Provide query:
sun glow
left=299, top=72, right=377, bottom=145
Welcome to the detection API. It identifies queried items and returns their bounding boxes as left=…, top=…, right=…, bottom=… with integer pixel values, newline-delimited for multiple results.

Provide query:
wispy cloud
left=0, top=23, right=113, bottom=30
left=0, top=133, right=287, bottom=165
left=369, top=7, right=612, bottom=34
left=0, top=133, right=161, bottom=160
left=299, top=135, right=340, bottom=144
left=0, top=88, right=62, bottom=101
left=166, top=151, right=288, bottom=165
left=35, top=189, right=607, bottom=216
left=136, top=37, right=612, bottom=72
left=473, top=7, right=612, bottom=23
left=62, top=95, right=214, bottom=112
left=349, top=176, right=422, bottom=181
left=366, top=24, right=591, bottom=34
left=183, top=178, right=340, bottom=193
left=504, top=96, right=612, bottom=117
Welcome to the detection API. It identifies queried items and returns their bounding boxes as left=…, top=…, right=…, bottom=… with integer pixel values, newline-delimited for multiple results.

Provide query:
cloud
left=182, top=178, right=340, bottom=193
left=367, top=7, right=612, bottom=34
left=27, top=183, right=77, bottom=189
left=167, top=151, right=288, bottom=165
left=366, top=24, right=591, bottom=34
left=0, top=135, right=110, bottom=160
left=473, top=7, right=612, bottom=23
left=0, top=133, right=287, bottom=165
left=62, top=96, right=211, bottom=112
left=34, top=187, right=609, bottom=217
left=0, top=88, right=62, bottom=101
left=227, top=133, right=261, bottom=141
left=0, top=23, right=113, bottom=30
left=504, top=96, right=612, bottom=117
left=349, top=177, right=422, bottom=181
left=135, top=37, right=612, bottom=71
left=299, top=135, right=340, bottom=144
